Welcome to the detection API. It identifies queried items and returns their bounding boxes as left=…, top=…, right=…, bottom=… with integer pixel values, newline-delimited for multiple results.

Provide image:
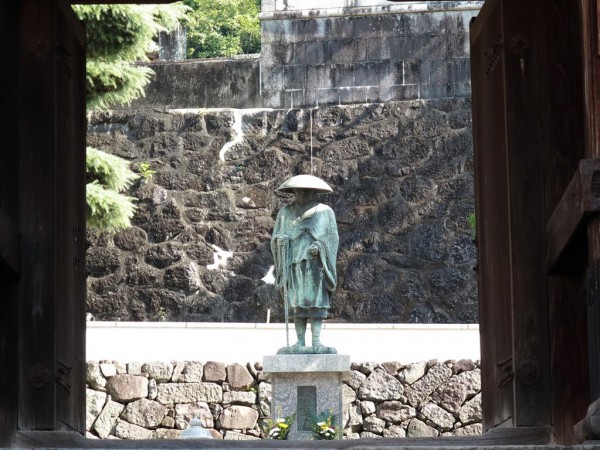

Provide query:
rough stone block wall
left=85, top=359, right=481, bottom=440
left=119, top=3, right=482, bottom=111
left=125, top=56, right=262, bottom=110
left=260, top=3, right=481, bottom=108
left=86, top=99, right=476, bottom=323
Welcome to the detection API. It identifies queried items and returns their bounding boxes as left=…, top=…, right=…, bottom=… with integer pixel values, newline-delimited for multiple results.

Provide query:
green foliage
left=86, top=147, right=138, bottom=233
left=183, top=0, right=261, bottom=58
left=73, top=5, right=186, bottom=231
left=86, top=181, right=137, bottom=233
left=138, top=162, right=157, bottom=181
left=87, top=147, right=139, bottom=191
left=467, top=212, right=477, bottom=241
left=72, top=3, right=189, bottom=111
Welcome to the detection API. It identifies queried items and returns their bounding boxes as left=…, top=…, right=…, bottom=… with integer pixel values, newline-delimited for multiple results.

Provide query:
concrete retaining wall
left=122, top=2, right=482, bottom=110
left=259, top=1, right=481, bottom=108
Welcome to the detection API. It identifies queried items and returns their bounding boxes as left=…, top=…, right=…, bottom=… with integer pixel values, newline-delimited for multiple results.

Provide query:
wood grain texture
left=470, top=0, right=515, bottom=430
left=583, top=0, right=600, bottom=408
left=54, top=1, right=86, bottom=433
left=0, top=0, right=22, bottom=444
left=539, top=1, right=589, bottom=444
left=18, top=0, right=56, bottom=430
left=546, top=160, right=600, bottom=273
left=501, top=0, right=552, bottom=427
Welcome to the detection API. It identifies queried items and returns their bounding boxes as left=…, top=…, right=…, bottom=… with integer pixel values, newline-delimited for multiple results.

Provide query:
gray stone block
left=378, top=84, right=419, bottom=103
left=416, top=35, right=449, bottom=60
left=261, top=66, right=284, bottom=91
left=291, top=41, right=306, bottom=64
left=226, top=363, right=255, bottom=389
left=359, top=367, right=404, bottom=401
left=224, top=430, right=260, bottom=440
left=93, top=401, right=125, bottom=439
left=390, top=35, right=420, bottom=61
left=141, top=362, right=173, bottom=383
left=261, top=20, right=290, bottom=44
left=407, top=418, right=438, bottom=437
left=291, top=19, right=318, bottom=42
left=330, top=39, right=367, bottom=65
left=114, top=420, right=154, bottom=439
left=220, top=405, right=259, bottom=430
left=86, top=389, right=107, bottom=431
left=412, top=12, right=438, bottom=34
left=458, top=393, right=482, bottom=424
left=354, top=62, right=383, bottom=87
left=106, top=375, right=148, bottom=403
left=354, top=15, right=381, bottom=39
left=389, top=14, right=412, bottom=36
left=266, top=40, right=294, bottom=65
left=448, top=33, right=470, bottom=58
left=330, top=64, right=354, bottom=88
left=203, top=361, right=226, bottom=382
left=323, top=17, right=350, bottom=39
left=419, top=82, right=453, bottom=100
left=420, top=402, right=455, bottom=430
left=337, top=86, right=373, bottom=105
left=263, top=354, right=350, bottom=373
left=379, top=15, right=399, bottom=37
left=156, top=382, right=223, bottom=404
left=306, top=65, right=332, bottom=90
left=403, top=59, right=425, bottom=85
left=366, top=38, right=387, bottom=62
left=311, top=88, right=340, bottom=107
left=86, top=362, right=107, bottom=391
left=122, top=398, right=167, bottom=429
left=304, top=40, right=327, bottom=65
left=284, top=65, right=306, bottom=90
left=264, top=354, right=350, bottom=440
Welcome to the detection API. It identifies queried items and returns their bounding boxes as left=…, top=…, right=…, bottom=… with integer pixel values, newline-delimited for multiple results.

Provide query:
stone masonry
left=86, top=359, right=482, bottom=440
left=125, top=2, right=482, bottom=111
left=86, top=99, right=477, bottom=323
left=260, top=1, right=482, bottom=108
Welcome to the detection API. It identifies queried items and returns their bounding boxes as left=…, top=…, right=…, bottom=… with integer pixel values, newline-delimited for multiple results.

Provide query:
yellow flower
left=279, top=423, right=289, bottom=429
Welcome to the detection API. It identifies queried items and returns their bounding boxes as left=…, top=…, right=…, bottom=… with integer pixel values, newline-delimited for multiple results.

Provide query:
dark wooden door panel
left=54, top=0, right=86, bottom=433
left=470, top=0, right=515, bottom=430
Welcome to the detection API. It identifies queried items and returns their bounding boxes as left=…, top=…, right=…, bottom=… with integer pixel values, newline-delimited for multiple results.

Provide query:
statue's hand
left=309, top=244, right=319, bottom=256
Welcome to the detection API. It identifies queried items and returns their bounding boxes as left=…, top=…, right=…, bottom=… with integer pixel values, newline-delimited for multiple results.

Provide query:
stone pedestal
left=263, top=354, right=350, bottom=440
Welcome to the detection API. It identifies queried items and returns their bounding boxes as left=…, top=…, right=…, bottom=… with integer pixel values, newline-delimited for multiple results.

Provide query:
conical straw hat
left=277, top=174, right=333, bottom=193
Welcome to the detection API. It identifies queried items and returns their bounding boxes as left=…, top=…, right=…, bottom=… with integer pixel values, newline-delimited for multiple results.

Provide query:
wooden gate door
left=470, top=0, right=552, bottom=432
left=470, top=0, right=515, bottom=429
left=18, top=0, right=86, bottom=433
left=54, top=0, right=87, bottom=432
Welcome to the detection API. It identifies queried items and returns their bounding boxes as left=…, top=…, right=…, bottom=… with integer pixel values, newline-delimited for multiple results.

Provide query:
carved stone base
left=263, top=354, right=350, bottom=440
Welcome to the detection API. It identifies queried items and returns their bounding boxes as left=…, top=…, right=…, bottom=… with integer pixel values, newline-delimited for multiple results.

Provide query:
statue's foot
left=277, top=344, right=310, bottom=354
left=312, top=344, right=337, bottom=354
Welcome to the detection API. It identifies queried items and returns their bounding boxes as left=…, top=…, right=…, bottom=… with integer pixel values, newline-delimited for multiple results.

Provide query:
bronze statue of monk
left=271, top=175, right=339, bottom=354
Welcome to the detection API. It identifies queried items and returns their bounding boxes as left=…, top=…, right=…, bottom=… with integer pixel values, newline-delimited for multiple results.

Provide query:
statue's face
left=293, top=188, right=316, bottom=205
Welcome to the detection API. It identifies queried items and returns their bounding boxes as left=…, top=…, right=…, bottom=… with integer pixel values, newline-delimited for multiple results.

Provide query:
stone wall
left=86, top=99, right=477, bottom=323
left=260, top=1, right=481, bottom=109
left=126, top=56, right=261, bottom=110
left=86, top=359, right=481, bottom=440
left=124, top=2, right=482, bottom=111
